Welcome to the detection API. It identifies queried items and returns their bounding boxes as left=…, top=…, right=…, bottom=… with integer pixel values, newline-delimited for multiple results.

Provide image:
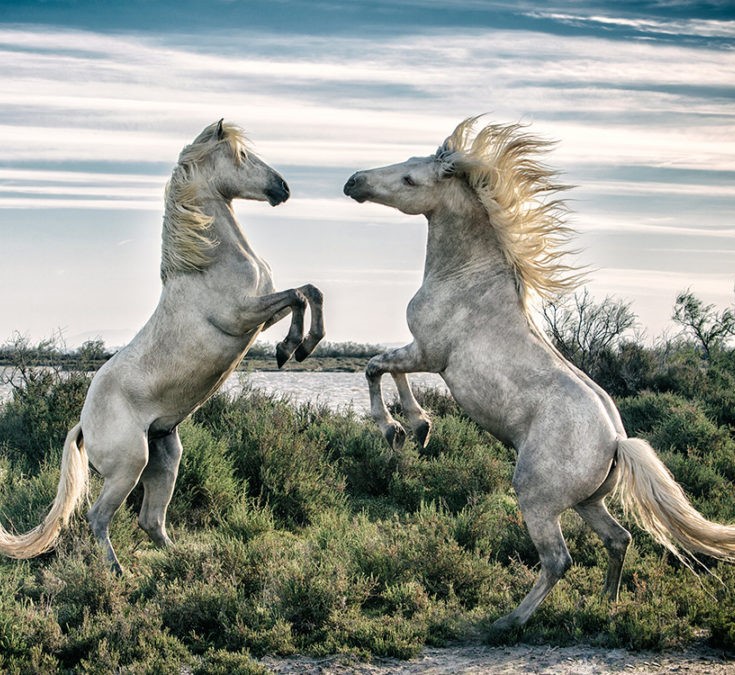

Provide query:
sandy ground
left=260, top=644, right=735, bottom=674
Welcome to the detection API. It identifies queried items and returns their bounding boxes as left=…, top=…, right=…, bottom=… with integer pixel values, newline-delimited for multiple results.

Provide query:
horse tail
left=614, top=437, right=735, bottom=563
left=0, top=423, right=88, bottom=559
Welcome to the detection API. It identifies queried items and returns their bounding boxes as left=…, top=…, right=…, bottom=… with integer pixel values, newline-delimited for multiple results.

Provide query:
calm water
left=0, top=368, right=448, bottom=414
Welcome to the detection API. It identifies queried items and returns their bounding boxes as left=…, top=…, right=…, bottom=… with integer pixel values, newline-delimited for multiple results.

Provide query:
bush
left=1, top=328, right=735, bottom=669
left=170, top=421, right=244, bottom=527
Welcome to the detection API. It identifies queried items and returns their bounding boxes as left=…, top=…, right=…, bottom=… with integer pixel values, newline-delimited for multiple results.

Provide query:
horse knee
left=365, top=356, right=384, bottom=380
left=301, top=283, right=323, bottom=305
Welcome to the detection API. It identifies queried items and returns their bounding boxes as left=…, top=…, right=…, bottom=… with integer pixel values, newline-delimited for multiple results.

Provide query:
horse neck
left=204, top=198, right=256, bottom=256
left=424, top=198, right=515, bottom=288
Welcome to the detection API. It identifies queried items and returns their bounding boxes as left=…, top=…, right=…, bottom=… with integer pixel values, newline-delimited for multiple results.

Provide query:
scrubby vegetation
left=0, top=290, right=734, bottom=672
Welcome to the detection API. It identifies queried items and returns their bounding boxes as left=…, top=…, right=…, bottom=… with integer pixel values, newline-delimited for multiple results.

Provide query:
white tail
left=0, top=423, right=88, bottom=558
left=614, top=437, right=735, bottom=563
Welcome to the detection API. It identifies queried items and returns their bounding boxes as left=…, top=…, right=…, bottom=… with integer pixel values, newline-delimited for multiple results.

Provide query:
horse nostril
left=281, top=180, right=290, bottom=196
left=344, top=174, right=358, bottom=194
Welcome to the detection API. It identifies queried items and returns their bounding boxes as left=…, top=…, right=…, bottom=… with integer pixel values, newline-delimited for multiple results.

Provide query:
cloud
left=526, top=12, right=735, bottom=39
left=0, top=19, right=733, bottom=344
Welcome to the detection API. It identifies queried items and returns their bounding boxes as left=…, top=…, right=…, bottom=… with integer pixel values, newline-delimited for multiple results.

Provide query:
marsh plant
left=0, top=321, right=734, bottom=671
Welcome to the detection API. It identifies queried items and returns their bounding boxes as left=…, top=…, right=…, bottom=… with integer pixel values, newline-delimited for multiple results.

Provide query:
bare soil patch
left=261, top=643, right=735, bottom=674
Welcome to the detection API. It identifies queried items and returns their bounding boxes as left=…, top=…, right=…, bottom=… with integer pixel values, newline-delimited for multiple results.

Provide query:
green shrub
left=618, top=391, right=689, bottom=436
left=194, top=648, right=270, bottom=675
left=195, top=390, right=347, bottom=528
left=2, top=345, right=735, bottom=670
left=171, top=421, right=244, bottom=527
left=0, top=369, right=89, bottom=473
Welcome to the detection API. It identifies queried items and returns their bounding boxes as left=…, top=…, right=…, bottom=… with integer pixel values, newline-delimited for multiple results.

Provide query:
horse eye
left=402, top=175, right=416, bottom=187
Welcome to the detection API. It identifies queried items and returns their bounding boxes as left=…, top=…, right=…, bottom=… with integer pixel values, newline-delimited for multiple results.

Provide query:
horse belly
left=440, top=367, right=524, bottom=447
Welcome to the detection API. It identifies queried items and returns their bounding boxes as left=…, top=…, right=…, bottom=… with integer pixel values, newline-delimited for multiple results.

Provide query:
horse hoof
left=276, top=342, right=292, bottom=368
left=414, top=420, right=432, bottom=448
left=295, top=333, right=322, bottom=362
left=490, top=615, right=520, bottom=633
left=486, top=615, right=523, bottom=643
left=385, top=424, right=406, bottom=451
left=294, top=342, right=310, bottom=362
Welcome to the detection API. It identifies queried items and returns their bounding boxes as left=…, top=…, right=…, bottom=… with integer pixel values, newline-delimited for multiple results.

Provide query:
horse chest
left=407, top=283, right=472, bottom=338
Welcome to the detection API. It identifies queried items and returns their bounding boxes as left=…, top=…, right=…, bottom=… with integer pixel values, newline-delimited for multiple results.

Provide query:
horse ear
left=215, top=118, right=225, bottom=141
left=439, top=157, right=457, bottom=179
left=436, top=144, right=458, bottom=179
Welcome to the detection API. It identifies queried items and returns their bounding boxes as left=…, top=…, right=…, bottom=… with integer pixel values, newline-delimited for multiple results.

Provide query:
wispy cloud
left=1, top=14, right=733, bottom=344
left=2, top=24, right=734, bottom=201
left=526, top=12, right=735, bottom=39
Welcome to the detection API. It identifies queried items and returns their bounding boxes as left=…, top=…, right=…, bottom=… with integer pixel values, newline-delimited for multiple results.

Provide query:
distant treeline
left=248, top=340, right=384, bottom=360
left=0, top=336, right=384, bottom=369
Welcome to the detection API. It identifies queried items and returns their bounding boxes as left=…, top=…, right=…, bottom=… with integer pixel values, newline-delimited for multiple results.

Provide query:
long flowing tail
left=0, top=423, right=88, bottom=559
left=614, top=437, right=735, bottom=563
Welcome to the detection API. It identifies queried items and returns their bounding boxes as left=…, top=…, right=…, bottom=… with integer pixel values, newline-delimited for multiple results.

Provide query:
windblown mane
left=437, top=117, right=584, bottom=310
left=160, top=121, right=250, bottom=283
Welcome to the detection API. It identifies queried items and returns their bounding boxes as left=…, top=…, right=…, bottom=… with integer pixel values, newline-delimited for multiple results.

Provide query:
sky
left=0, top=0, right=733, bottom=349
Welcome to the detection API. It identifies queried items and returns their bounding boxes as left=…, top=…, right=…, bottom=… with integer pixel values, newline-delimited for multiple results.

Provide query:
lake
left=0, top=368, right=448, bottom=415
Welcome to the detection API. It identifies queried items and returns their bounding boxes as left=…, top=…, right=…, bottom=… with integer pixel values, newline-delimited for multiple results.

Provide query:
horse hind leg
left=86, top=431, right=148, bottom=574
left=138, top=429, right=183, bottom=548
left=574, top=499, right=631, bottom=600
left=492, top=498, right=572, bottom=632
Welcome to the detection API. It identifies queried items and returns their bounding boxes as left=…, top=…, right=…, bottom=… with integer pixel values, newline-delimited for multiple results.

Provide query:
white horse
left=344, top=117, right=735, bottom=631
left=0, top=120, right=324, bottom=572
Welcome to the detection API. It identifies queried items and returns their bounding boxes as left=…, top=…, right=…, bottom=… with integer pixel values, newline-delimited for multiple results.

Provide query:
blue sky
left=0, top=0, right=733, bottom=348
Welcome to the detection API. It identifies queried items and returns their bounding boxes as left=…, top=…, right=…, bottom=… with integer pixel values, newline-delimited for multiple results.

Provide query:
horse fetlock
left=138, top=515, right=170, bottom=547
left=489, top=613, right=523, bottom=635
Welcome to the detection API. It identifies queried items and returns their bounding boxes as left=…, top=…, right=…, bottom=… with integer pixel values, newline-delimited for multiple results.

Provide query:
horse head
left=344, top=153, right=458, bottom=216
left=183, top=119, right=290, bottom=206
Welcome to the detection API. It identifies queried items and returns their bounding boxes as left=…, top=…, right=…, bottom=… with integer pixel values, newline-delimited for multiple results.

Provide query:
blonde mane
left=438, top=117, right=584, bottom=309
left=160, top=121, right=249, bottom=283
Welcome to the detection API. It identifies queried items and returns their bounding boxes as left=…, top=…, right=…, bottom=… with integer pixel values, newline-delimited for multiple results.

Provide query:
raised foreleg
left=366, top=342, right=434, bottom=450
left=260, top=284, right=325, bottom=366
left=273, top=292, right=307, bottom=367
left=294, top=284, right=325, bottom=362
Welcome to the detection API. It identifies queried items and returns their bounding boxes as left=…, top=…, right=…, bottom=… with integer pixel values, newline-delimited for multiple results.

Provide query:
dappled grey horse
left=0, top=120, right=324, bottom=572
left=344, top=117, right=735, bottom=631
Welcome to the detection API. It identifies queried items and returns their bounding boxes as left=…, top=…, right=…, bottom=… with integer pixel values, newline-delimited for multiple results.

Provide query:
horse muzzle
left=343, top=173, right=370, bottom=203
left=265, top=179, right=290, bottom=206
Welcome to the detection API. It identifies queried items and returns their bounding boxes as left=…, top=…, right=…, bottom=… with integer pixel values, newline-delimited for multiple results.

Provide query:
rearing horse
left=0, top=120, right=324, bottom=572
left=344, top=117, right=735, bottom=631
